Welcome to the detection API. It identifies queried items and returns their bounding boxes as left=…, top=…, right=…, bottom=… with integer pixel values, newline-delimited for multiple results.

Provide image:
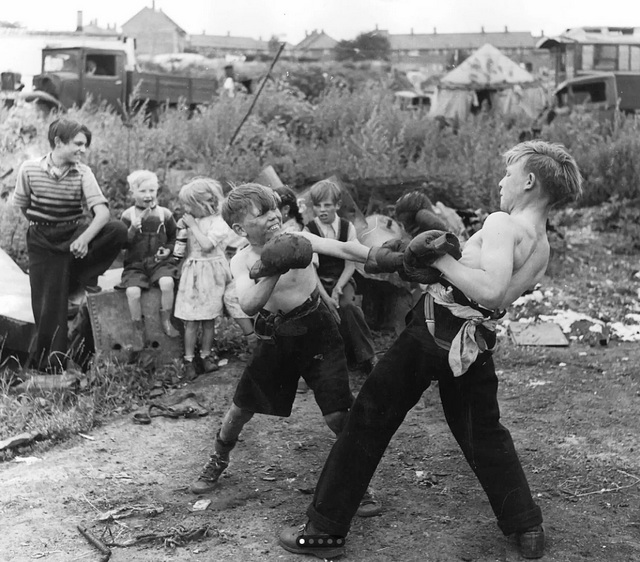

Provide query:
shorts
left=233, top=299, right=353, bottom=417
left=119, top=257, right=179, bottom=289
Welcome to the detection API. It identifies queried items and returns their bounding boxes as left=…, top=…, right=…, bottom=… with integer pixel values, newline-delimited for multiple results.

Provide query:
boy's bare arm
left=434, top=213, right=517, bottom=310
left=70, top=204, right=110, bottom=259
left=231, top=250, right=280, bottom=316
left=297, top=231, right=370, bottom=263
left=333, top=261, right=356, bottom=298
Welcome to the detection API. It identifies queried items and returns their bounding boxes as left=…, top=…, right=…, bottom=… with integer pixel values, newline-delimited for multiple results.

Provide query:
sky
left=3, top=0, right=640, bottom=44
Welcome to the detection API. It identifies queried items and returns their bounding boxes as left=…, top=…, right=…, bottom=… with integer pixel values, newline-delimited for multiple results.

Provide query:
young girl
left=174, top=178, right=254, bottom=381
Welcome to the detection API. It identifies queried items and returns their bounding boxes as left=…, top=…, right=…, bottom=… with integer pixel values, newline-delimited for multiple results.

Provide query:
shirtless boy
left=279, top=140, right=583, bottom=560
left=189, top=183, right=371, bottom=495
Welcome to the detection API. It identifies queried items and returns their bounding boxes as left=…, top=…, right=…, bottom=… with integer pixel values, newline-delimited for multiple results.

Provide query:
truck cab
left=34, top=47, right=128, bottom=111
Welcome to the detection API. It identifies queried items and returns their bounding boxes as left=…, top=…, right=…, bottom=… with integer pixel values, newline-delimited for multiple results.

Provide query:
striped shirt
left=12, top=154, right=108, bottom=222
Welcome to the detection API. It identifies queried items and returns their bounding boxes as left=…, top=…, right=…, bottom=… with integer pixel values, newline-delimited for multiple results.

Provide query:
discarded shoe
left=279, top=522, right=346, bottom=559
left=190, top=452, right=229, bottom=494
left=356, top=488, right=383, bottom=517
left=516, top=525, right=545, bottom=559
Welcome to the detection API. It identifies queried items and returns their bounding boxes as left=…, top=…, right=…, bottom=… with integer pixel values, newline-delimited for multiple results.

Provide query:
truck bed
left=131, top=71, right=218, bottom=106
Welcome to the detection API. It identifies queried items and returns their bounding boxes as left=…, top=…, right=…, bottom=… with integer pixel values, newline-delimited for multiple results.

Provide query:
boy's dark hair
left=222, top=183, right=278, bottom=228
left=504, top=140, right=583, bottom=205
left=274, top=185, right=304, bottom=226
left=48, top=118, right=92, bottom=149
left=309, top=179, right=342, bottom=206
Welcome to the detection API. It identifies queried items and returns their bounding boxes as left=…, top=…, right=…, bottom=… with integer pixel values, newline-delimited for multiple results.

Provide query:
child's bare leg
left=190, top=403, right=253, bottom=494
left=125, top=286, right=143, bottom=321
left=158, top=277, right=179, bottom=337
left=183, top=320, right=199, bottom=360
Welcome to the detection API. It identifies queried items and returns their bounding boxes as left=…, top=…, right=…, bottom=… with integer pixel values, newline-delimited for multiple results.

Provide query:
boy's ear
left=335, top=201, right=342, bottom=210
left=525, top=172, right=536, bottom=191
left=232, top=223, right=247, bottom=237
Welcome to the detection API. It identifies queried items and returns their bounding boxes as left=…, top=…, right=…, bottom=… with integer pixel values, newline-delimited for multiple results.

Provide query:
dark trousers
left=27, top=220, right=127, bottom=372
left=307, top=296, right=542, bottom=537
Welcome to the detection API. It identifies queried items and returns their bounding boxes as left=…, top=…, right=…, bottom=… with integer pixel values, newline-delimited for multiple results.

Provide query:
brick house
left=121, top=2, right=186, bottom=56
left=293, top=30, right=338, bottom=61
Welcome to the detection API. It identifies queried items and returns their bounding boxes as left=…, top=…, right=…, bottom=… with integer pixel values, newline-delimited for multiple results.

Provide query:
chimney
left=481, top=26, right=485, bottom=34
left=152, top=0, right=156, bottom=9
left=433, top=27, right=437, bottom=34
left=76, top=10, right=83, bottom=32
left=504, top=26, right=508, bottom=33
left=410, top=28, right=414, bottom=35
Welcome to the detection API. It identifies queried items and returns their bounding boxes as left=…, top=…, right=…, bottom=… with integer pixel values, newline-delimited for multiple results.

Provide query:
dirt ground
left=1, top=223, right=640, bottom=562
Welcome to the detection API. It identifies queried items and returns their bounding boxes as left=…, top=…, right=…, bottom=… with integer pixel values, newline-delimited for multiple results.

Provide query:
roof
left=538, top=27, right=640, bottom=49
left=189, top=34, right=268, bottom=51
left=122, top=6, right=186, bottom=35
left=295, top=30, right=338, bottom=51
left=389, top=31, right=537, bottom=51
left=439, top=43, right=537, bottom=89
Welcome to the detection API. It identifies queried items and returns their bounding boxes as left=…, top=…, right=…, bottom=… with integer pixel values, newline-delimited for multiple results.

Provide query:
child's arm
left=156, top=210, right=177, bottom=260
left=296, top=231, right=370, bottom=263
left=332, top=260, right=356, bottom=301
left=230, top=249, right=280, bottom=317
left=182, top=213, right=215, bottom=252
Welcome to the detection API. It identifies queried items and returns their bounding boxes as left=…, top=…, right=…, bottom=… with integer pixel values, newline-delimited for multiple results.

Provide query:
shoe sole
left=279, top=538, right=345, bottom=559
left=356, top=503, right=383, bottom=517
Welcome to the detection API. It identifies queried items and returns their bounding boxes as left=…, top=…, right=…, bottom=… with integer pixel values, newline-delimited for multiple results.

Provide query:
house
left=187, top=32, right=269, bottom=60
left=537, top=27, right=640, bottom=85
left=293, top=30, right=338, bottom=61
left=387, top=27, right=550, bottom=76
left=121, top=2, right=186, bottom=56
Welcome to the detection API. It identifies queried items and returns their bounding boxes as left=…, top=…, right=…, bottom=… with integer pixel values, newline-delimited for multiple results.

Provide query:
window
left=44, top=52, right=79, bottom=74
left=593, top=44, right=618, bottom=70
left=85, top=55, right=118, bottom=77
left=619, top=45, right=630, bottom=70
left=631, top=46, right=640, bottom=71
left=572, top=81, right=607, bottom=104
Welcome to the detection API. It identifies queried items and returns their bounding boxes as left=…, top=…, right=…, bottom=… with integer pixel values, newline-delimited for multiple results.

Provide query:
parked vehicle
left=545, top=72, right=640, bottom=123
left=21, top=46, right=219, bottom=114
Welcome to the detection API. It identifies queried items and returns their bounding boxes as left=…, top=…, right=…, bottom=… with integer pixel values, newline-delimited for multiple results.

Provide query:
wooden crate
left=86, top=288, right=182, bottom=365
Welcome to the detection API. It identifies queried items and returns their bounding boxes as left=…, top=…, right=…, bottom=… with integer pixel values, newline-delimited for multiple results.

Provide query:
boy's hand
left=70, top=235, right=90, bottom=259
left=156, top=247, right=171, bottom=260
left=132, top=207, right=152, bottom=231
left=249, top=232, right=313, bottom=279
left=331, top=286, right=342, bottom=302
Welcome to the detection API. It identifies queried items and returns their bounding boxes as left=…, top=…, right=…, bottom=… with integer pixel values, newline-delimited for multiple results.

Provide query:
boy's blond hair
left=504, top=141, right=583, bottom=205
left=179, top=177, right=222, bottom=218
left=309, top=179, right=342, bottom=206
left=127, top=170, right=158, bottom=192
left=221, top=183, right=278, bottom=228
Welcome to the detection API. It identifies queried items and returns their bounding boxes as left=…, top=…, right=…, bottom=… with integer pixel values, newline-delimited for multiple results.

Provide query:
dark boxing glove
left=364, top=238, right=408, bottom=275
left=403, top=230, right=462, bottom=284
left=249, top=232, right=314, bottom=279
left=395, top=191, right=448, bottom=236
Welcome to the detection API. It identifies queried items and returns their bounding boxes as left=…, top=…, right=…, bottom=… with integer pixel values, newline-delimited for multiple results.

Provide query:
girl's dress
left=174, top=214, right=232, bottom=321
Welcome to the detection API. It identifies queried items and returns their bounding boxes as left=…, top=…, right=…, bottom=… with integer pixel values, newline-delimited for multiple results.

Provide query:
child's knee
left=158, top=277, right=174, bottom=291
left=125, top=286, right=142, bottom=299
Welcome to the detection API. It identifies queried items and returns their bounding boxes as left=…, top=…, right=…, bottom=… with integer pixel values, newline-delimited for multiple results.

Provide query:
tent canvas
left=430, top=43, right=547, bottom=121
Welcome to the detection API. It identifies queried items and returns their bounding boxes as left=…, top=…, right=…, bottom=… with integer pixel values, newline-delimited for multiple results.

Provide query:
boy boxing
left=189, top=183, right=380, bottom=516
left=279, top=140, right=583, bottom=560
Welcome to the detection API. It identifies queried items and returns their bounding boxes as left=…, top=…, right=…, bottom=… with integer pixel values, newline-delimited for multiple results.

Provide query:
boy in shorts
left=189, top=183, right=373, bottom=500
left=119, top=170, right=179, bottom=339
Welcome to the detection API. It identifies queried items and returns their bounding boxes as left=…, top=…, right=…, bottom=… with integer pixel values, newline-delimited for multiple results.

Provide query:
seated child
left=119, top=170, right=180, bottom=339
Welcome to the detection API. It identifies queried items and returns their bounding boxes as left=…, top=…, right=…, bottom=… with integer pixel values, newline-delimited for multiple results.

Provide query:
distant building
left=187, top=32, right=269, bottom=60
left=537, top=27, right=640, bottom=85
left=386, top=27, right=550, bottom=75
left=293, top=30, right=338, bottom=61
left=122, top=2, right=186, bottom=56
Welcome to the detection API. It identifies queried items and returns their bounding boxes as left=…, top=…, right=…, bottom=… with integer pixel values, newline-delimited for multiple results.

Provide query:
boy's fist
left=249, top=232, right=314, bottom=279
left=403, top=230, right=461, bottom=284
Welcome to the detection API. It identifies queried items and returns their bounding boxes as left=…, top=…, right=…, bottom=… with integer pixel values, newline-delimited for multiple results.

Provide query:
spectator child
left=173, top=178, right=253, bottom=380
left=119, top=170, right=180, bottom=339
left=12, top=118, right=127, bottom=372
left=305, top=180, right=377, bottom=373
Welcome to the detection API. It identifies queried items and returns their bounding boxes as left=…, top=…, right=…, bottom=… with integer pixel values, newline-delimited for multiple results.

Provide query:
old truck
left=22, top=45, right=219, bottom=114
left=545, top=72, right=640, bottom=123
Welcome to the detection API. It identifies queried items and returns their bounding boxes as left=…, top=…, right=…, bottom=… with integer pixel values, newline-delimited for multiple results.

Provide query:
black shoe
left=201, top=355, right=219, bottom=373
left=356, top=488, right=383, bottom=517
left=183, top=360, right=199, bottom=382
left=190, top=452, right=229, bottom=494
left=279, top=522, right=346, bottom=559
left=516, top=525, right=545, bottom=559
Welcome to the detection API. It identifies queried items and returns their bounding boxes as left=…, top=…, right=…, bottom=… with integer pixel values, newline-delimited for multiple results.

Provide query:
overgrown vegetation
left=2, top=79, right=640, bottom=454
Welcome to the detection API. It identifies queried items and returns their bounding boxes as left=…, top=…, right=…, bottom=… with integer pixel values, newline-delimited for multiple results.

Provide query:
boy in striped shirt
left=13, top=118, right=127, bottom=373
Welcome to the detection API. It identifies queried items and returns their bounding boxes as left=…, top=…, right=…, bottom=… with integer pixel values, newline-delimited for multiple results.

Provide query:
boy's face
left=499, top=158, right=531, bottom=213
left=131, top=180, right=159, bottom=209
left=234, top=203, right=281, bottom=246
left=52, top=132, right=88, bottom=166
left=313, top=198, right=340, bottom=225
